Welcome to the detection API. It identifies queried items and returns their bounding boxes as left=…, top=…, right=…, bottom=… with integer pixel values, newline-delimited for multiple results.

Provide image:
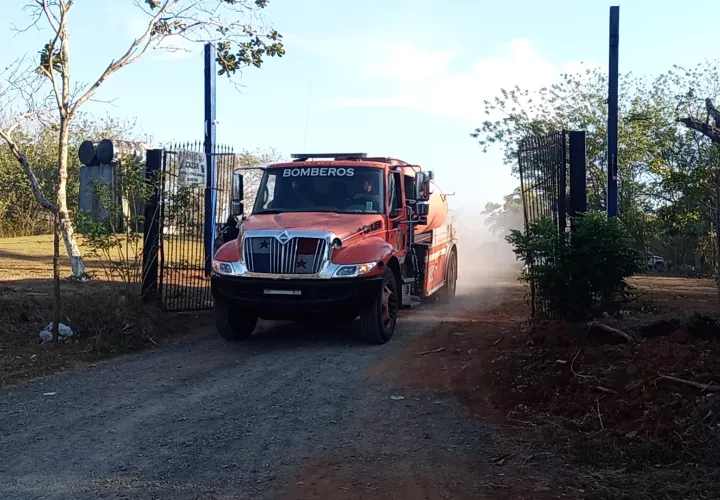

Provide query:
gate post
left=203, top=42, right=217, bottom=276
left=559, top=132, right=568, bottom=233
left=141, top=149, right=163, bottom=302
left=569, top=131, right=587, bottom=222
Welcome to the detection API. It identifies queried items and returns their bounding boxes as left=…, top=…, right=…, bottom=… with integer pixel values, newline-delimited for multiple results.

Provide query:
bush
left=507, top=212, right=642, bottom=318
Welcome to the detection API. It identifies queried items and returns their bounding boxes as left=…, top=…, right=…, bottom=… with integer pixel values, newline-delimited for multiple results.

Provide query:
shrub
left=75, top=156, right=155, bottom=285
left=506, top=212, right=642, bottom=318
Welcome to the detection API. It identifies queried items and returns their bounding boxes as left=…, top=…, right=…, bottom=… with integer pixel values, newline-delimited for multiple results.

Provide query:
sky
left=1, top=0, right=719, bottom=210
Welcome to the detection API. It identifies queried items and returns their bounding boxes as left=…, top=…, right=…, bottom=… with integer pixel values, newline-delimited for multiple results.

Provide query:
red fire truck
left=211, top=153, right=458, bottom=344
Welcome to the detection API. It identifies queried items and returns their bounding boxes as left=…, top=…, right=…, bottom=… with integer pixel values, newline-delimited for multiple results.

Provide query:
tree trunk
left=715, top=174, right=720, bottom=306
left=52, top=211, right=61, bottom=342
left=56, top=118, right=86, bottom=279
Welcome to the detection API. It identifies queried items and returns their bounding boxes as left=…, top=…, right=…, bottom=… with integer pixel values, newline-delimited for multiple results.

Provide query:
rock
left=625, top=364, right=638, bottom=376
left=39, top=323, right=74, bottom=341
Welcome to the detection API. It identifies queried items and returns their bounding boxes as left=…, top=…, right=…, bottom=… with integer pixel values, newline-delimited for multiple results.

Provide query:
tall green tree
left=473, top=61, right=720, bottom=273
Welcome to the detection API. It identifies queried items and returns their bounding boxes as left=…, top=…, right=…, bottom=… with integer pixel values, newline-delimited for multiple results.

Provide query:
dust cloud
left=449, top=206, right=520, bottom=295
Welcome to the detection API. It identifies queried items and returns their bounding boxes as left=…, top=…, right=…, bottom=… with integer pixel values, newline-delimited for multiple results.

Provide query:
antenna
left=304, top=80, right=312, bottom=151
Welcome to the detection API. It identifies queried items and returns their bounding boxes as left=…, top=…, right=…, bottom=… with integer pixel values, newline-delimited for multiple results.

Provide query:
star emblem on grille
left=259, top=240, right=269, bottom=249
left=296, top=259, right=306, bottom=269
left=277, top=231, right=290, bottom=244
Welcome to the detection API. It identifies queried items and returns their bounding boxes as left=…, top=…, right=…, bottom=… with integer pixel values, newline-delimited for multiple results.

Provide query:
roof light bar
left=290, top=153, right=368, bottom=161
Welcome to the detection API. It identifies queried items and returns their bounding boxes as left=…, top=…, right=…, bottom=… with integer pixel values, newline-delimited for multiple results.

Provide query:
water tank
left=414, top=181, right=448, bottom=234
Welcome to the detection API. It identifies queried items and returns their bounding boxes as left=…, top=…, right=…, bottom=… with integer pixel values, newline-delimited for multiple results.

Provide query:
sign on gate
left=178, top=151, right=206, bottom=186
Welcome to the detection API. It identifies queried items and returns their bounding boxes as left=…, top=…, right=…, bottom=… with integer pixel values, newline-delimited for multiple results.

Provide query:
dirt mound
left=493, top=317, right=720, bottom=466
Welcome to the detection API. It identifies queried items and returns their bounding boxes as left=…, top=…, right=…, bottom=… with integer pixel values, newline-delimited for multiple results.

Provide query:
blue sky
left=1, top=0, right=718, bottom=209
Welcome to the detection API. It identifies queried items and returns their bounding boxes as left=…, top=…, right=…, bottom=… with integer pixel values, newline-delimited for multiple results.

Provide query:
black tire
left=214, top=300, right=258, bottom=341
left=359, top=268, right=399, bottom=344
left=437, top=250, right=458, bottom=304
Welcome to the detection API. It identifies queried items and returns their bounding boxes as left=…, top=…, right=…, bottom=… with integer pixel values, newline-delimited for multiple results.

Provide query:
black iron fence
left=518, top=131, right=568, bottom=233
left=517, top=130, right=587, bottom=315
left=141, top=143, right=237, bottom=311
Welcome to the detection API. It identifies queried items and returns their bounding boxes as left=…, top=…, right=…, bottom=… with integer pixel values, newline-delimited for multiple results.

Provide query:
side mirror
left=231, top=173, right=244, bottom=217
left=415, top=172, right=431, bottom=201
left=415, top=201, right=430, bottom=217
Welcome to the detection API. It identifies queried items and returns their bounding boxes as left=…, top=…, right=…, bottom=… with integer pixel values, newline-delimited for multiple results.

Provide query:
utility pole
left=607, top=6, right=619, bottom=217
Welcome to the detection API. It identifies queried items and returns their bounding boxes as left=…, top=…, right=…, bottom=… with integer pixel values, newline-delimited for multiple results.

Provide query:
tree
left=471, top=61, right=720, bottom=269
left=236, top=147, right=284, bottom=205
left=471, top=67, right=677, bottom=214
left=481, top=188, right=524, bottom=237
left=0, top=0, right=285, bottom=278
left=0, top=113, right=144, bottom=237
left=674, top=61, right=720, bottom=279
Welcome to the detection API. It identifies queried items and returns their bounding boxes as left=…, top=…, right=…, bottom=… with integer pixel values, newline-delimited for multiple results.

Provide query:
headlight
left=333, top=262, right=378, bottom=278
left=212, top=260, right=236, bottom=275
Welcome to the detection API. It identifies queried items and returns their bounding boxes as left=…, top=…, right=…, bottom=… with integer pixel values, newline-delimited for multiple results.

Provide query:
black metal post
left=569, top=130, right=587, bottom=220
left=607, top=6, right=619, bottom=217
left=559, top=132, right=568, bottom=233
left=203, top=42, right=217, bottom=276
left=141, top=149, right=163, bottom=302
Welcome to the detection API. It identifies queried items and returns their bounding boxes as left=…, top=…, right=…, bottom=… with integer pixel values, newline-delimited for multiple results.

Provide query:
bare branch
left=38, top=0, right=60, bottom=32
left=0, top=127, right=58, bottom=213
left=69, top=0, right=181, bottom=118
left=678, top=116, right=720, bottom=143
left=36, top=0, right=65, bottom=114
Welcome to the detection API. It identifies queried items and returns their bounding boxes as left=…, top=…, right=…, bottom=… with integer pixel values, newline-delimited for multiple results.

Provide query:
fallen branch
left=658, top=375, right=720, bottom=393
left=588, top=321, right=636, bottom=343
left=415, top=347, right=445, bottom=356
left=592, top=385, right=618, bottom=395
left=596, top=397, right=604, bottom=430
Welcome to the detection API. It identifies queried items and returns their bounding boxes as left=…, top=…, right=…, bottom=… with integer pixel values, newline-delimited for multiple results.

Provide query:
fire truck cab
left=211, top=153, right=458, bottom=344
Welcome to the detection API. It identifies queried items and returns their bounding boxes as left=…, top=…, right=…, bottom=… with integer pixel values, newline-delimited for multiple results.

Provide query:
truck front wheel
left=214, top=300, right=258, bottom=341
left=359, top=268, right=398, bottom=344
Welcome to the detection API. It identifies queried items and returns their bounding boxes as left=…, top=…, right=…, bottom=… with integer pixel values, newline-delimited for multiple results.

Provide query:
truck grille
left=244, top=237, right=327, bottom=275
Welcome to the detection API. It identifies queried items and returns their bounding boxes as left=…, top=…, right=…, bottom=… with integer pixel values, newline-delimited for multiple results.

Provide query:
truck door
left=387, top=171, right=406, bottom=258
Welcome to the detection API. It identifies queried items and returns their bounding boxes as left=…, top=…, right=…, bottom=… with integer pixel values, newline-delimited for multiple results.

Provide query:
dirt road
left=0, top=276, right=519, bottom=500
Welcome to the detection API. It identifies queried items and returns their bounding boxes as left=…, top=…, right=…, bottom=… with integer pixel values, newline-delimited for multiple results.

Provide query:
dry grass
left=0, top=235, right=211, bottom=387
left=0, top=234, right=206, bottom=282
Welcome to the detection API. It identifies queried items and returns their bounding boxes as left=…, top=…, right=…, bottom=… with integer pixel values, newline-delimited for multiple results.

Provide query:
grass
left=0, top=234, right=212, bottom=387
left=0, top=234, right=207, bottom=282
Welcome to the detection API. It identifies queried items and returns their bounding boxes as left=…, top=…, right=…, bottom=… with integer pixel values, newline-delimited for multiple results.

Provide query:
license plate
left=263, top=289, right=302, bottom=296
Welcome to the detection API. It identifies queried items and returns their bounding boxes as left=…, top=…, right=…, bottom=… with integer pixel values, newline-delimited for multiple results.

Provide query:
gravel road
left=0, top=280, right=511, bottom=500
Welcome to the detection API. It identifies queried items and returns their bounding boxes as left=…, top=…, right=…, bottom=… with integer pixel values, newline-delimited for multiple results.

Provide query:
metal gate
left=142, top=143, right=237, bottom=311
left=518, top=131, right=568, bottom=233
left=517, top=130, right=587, bottom=314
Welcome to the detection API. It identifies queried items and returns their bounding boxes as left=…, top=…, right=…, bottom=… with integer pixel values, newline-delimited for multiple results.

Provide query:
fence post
left=203, top=42, right=217, bottom=276
left=141, top=149, right=163, bottom=302
left=569, top=131, right=587, bottom=223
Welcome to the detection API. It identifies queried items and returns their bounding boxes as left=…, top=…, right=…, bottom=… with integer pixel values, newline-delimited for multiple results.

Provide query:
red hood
left=241, top=212, right=383, bottom=240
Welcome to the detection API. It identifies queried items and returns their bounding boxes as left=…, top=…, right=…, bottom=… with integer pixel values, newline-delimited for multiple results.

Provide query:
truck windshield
left=252, top=166, right=385, bottom=215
